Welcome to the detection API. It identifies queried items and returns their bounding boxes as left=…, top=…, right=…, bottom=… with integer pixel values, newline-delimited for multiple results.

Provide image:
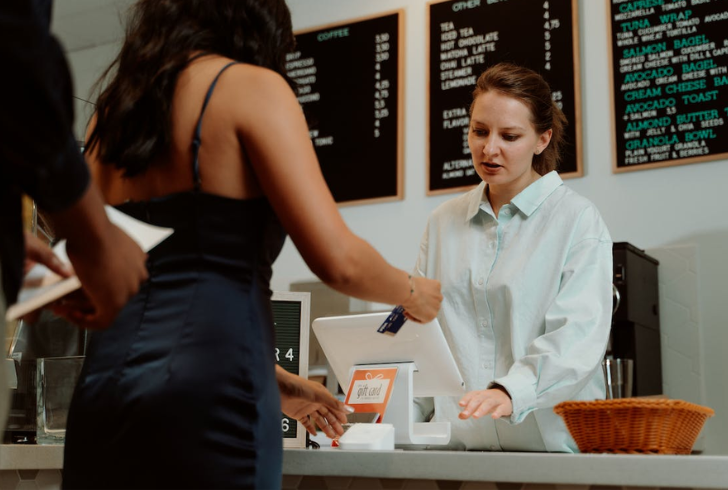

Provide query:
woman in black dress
left=61, top=1, right=442, bottom=489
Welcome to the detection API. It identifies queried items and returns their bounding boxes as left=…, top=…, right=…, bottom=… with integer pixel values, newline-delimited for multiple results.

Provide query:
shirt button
left=480, top=320, right=487, bottom=328
left=477, top=278, right=484, bottom=286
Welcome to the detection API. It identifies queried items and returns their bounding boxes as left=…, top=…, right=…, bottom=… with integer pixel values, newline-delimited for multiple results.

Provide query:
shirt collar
left=511, top=171, right=563, bottom=216
left=466, top=181, right=488, bottom=221
left=466, top=171, right=563, bottom=221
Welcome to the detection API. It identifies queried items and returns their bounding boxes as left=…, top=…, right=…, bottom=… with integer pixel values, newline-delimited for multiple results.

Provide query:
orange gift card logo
left=344, top=367, right=398, bottom=422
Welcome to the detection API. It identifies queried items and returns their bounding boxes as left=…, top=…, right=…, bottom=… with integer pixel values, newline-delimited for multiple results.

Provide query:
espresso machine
left=610, top=242, right=662, bottom=396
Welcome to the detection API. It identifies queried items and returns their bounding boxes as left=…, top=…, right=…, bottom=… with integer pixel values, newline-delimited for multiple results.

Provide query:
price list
left=374, top=32, right=392, bottom=138
left=428, top=0, right=582, bottom=195
left=608, top=0, right=728, bottom=172
left=286, top=12, right=403, bottom=205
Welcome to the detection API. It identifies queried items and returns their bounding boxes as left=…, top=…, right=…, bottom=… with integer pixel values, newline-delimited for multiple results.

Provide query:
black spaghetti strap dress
left=63, top=62, right=287, bottom=490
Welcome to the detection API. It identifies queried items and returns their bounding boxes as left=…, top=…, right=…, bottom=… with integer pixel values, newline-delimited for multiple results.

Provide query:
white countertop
left=4, top=444, right=728, bottom=488
left=0, top=444, right=63, bottom=470
left=282, top=447, right=728, bottom=489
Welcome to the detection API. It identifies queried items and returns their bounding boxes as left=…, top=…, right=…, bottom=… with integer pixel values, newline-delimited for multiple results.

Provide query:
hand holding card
left=400, top=275, right=443, bottom=324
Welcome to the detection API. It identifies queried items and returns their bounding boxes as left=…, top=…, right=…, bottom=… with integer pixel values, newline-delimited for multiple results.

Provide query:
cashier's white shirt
left=414, top=171, right=612, bottom=452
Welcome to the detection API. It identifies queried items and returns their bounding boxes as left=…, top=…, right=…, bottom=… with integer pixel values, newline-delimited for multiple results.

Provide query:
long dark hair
left=470, top=63, right=567, bottom=175
left=87, top=0, right=296, bottom=177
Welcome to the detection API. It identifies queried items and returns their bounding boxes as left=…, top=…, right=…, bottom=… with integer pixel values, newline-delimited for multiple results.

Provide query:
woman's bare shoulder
left=214, top=59, right=292, bottom=95
left=217, top=62, right=301, bottom=127
left=182, top=55, right=290, bottom=94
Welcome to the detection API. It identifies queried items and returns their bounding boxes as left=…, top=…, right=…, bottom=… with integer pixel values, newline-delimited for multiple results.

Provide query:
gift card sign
left=344, top=367, right=398, bottom=423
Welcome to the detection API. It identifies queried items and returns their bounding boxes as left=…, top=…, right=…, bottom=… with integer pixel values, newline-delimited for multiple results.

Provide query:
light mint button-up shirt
left=414, top=171, right=612, bottom=452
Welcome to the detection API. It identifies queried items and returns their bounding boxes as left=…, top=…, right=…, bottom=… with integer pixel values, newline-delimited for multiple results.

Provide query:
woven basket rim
left=554, top=398, right=715, bottom=416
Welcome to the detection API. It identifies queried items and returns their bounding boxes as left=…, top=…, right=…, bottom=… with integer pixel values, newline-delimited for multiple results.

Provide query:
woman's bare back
left=91, top=55, right=263, bottom=205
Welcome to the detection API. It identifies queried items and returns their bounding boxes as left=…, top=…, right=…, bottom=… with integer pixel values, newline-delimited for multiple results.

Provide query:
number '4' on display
left=275, top=347, right=294, bottom=362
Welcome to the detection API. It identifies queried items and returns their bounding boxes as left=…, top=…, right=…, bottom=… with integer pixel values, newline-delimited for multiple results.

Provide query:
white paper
left=5, top=205, right=173, bottom=322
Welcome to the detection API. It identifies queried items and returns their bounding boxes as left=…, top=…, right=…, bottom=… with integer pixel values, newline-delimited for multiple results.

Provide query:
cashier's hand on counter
left=401, top=276, right=442, bottom=324
left=276, top=365, right=354, bottom=439
left=458, top=385, right=513, bottom=421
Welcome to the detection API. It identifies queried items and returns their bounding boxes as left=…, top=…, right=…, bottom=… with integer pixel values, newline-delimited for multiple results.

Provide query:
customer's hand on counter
left=276, top=365, right=354, bottom=439
left=458, top=386, right=513, bottom=420
left=402, top=276, right=442, bottom=323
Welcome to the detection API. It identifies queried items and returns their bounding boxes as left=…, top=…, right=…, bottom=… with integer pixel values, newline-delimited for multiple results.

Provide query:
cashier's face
left=468, top=91, right=551, bottom=193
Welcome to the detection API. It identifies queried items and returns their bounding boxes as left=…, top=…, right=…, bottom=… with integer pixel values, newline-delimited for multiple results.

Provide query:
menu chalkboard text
left=288, top=12, right=404, bottom=205
left=428, top=0, right=583, bottom=195
left=608, top=0, right=728, bottom=172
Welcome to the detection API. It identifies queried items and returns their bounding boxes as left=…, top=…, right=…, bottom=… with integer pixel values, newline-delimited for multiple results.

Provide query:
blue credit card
left=377, top=305, right=408, bottom=336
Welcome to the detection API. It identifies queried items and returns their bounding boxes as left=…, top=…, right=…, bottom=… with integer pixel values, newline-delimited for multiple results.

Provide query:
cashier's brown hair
left=86, top=0, right=296, bottom=177
left=470, top=63, right=567, bottom=175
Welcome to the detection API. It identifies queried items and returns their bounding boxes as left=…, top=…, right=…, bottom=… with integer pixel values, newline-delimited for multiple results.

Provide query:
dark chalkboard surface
left=607, top=0, right=728, bottom=172
left=272, top=292, right=311, bottom=448
left=288, top=11, right=404, bottom=206
left=428, top=0, right=582, bottom=195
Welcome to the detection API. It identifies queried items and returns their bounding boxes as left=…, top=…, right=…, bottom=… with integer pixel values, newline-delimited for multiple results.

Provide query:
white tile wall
left=647, top=244, right=708, bottom=451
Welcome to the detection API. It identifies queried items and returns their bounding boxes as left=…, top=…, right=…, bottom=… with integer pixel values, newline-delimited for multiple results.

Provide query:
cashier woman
left=414, top=63, right=612, bottom=452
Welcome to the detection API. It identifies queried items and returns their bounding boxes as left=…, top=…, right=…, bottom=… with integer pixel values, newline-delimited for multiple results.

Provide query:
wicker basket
left=553, top=399, right=714, bottom=454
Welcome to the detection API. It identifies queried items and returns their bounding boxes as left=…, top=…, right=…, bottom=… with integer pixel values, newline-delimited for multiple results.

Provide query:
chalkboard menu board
left=608, top=0, right=728, bottom=172
left=272, top=291, right=310, bottom=448
left=287, top=12, right=403, bottom=206
left=428, top=0, right=582, bottom=195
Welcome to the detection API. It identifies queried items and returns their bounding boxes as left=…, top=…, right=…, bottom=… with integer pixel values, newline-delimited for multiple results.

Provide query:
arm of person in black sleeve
left=0, top=0, right=89, bottom=210
left=0, top=1, right=149, bottom=330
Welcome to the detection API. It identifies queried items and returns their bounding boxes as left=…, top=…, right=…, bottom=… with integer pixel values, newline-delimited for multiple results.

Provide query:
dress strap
left=191, top=61, right=238, bottom=191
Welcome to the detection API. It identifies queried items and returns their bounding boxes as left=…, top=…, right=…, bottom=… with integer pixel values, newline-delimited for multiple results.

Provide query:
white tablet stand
left=312, top=312, right=464, bottom=447
left=352, top=362, right=451, bottom=446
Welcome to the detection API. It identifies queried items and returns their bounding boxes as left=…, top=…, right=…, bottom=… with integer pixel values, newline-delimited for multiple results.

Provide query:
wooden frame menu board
left=427, top=0, right=582, bottom=196
left=288, top=11, right=404, bottom=206
left=607, top=0, right=728, bottom=173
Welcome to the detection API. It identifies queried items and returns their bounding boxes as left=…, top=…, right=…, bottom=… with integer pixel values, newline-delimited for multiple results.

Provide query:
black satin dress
left=63, top=62, right=287, bottom=490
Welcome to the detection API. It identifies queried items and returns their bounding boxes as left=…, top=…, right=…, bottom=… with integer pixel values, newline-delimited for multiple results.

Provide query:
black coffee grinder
left=610, top=242, right=662, bottom=396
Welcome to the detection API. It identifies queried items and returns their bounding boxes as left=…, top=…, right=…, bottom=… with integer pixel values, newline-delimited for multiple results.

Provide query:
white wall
left=67, top=43, right=121, bottom=142
left=63, top=0, right=728, bottom=454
